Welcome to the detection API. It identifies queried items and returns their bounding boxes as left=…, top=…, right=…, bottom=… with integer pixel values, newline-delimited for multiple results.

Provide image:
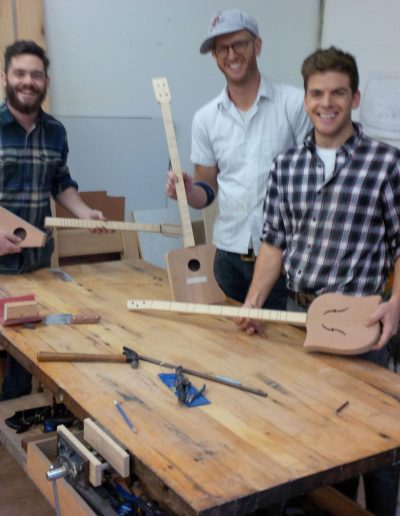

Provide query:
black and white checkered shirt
left=262, top=123, right=400, bottom=296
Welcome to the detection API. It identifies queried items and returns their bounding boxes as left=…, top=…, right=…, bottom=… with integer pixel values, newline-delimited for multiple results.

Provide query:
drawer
left=27, top=435, right=96, bottom=515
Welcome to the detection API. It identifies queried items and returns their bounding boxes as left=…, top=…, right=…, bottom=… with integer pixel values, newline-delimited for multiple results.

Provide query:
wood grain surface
left=1, top=260, right=400, bottom=515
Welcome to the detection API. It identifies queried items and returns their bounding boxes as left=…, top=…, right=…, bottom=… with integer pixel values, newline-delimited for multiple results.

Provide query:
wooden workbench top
left=1, top=259, right=400, bottom=515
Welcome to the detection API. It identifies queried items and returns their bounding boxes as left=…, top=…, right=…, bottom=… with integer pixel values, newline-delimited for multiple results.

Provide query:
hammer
left=37, top=346, right=267, bottom=397
left=38, top=346, right=141, bottom=367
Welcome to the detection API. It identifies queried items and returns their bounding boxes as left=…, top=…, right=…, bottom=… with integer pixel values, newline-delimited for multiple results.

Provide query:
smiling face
left=304, top=71, right=360, bottom=148
left=1, top=54, right=48, bottom=115
left=212, top=30, right=261, bottom=86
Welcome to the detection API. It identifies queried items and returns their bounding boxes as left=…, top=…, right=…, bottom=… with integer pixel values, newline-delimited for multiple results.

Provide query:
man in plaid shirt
left=238, top=47, right=400, bottom=515
left=0, top=40, right=107, bottom=400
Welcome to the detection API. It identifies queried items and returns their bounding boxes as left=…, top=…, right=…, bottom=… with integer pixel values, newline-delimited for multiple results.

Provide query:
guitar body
left=0, top=206, right=46, bottom=247
left=304, top=293, right=382, bottom=354
left=166, top=243, right=226, bottom=303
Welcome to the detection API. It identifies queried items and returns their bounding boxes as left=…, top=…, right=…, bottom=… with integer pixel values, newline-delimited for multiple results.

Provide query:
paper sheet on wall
left=360, top=73, right=400, bottom=141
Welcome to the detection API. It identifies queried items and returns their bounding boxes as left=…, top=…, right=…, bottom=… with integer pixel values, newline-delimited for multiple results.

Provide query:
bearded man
left=0, top=40, right=107, bottom=399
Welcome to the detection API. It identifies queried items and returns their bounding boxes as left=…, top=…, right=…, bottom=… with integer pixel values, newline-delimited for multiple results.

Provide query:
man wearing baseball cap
left=167, top=9, right=310, bottom=310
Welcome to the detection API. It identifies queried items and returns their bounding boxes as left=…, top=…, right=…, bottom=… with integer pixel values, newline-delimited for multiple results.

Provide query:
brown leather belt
left=289, top=291, right=316, bottom=309
left=239, top=249, right=256, bottom=262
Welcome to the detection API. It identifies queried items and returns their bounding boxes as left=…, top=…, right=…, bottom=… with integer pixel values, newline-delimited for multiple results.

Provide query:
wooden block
left=0, top=294, right=42, bottom=326
left=4, top=300, right=39, bottom=321
left=84, top=418, right=129, bottom=478
left=57, top=425, right=104, bottom=487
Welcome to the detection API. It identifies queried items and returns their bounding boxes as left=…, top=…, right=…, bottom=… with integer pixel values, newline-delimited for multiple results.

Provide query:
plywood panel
left=15, top=0, right=45, bottom=45
left=15, top=0, right=50, bottom=112
left=0, top=0, right=15, bottom=98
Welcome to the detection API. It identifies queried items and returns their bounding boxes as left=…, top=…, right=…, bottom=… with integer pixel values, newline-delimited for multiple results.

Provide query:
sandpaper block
left=0, top=295, right=42, bottom=326
left=0, top=206, right=46, bottom=247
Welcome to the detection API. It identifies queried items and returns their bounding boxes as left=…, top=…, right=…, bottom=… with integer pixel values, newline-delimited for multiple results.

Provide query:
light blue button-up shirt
left=191, top=76, right=311, bottom=255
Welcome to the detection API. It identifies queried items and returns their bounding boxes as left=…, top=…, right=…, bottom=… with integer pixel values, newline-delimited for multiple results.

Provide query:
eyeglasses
left=213, top=38, right=255, bottom=58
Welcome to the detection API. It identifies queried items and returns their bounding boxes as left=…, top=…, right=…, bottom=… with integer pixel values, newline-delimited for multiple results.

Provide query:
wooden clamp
left=57, top=421, right=130, bottom=486
left=84, top=419, right=129, bottom=478
left=57, top=425, right=104, bottom=487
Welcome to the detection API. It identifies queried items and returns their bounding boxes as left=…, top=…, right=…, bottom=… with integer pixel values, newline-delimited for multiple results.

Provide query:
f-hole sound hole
left=14, top=227, right=27, bottom=241
left=188, top=259, right=200, bottom=272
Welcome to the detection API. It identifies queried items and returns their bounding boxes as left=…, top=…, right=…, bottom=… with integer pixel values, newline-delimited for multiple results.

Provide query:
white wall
left=322, top=0, right=400, bottom=148
left=41, top=1, right=400, bottom=267
left=42, top=0, right=319, bottom=265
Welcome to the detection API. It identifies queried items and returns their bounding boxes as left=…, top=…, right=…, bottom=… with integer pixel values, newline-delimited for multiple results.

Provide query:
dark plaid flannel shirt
left=262, top=123, right=400, bottom=296
left=0, top=101, right=78, bottom=273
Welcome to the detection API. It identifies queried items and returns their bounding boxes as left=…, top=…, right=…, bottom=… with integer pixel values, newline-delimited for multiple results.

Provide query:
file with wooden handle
left=41, top=312, right=101, bottom=325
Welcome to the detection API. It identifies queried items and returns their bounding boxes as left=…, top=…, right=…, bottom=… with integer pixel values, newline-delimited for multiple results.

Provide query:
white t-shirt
left=191, top=75, right=311, bottom=255
left=316, top=146, right=337, bottom=181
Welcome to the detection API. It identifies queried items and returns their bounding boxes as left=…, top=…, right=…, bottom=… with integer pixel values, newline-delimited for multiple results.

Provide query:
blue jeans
left=287, top=295, right=399, bottom=516
left=214, top=249, right=288, bottom=310
left=1, top=354, right=32, bottom=400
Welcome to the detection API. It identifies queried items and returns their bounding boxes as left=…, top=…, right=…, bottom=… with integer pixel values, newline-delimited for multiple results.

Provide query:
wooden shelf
left=0, top=392, right=53, bottom=468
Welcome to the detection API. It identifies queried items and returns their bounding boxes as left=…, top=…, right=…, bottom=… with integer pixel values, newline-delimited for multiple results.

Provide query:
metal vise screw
left=46, top=464, right=67, bottom=516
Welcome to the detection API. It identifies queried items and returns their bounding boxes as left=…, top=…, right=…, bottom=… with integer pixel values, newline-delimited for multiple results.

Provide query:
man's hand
left=235, top=301, right=266, bottom=337
left=56, top=188, right=110, bottom=233
left=0, top=230, right=23, bottom=256
left=367, top=297, right=400, bottom=350
left=166, top=170, right=193, bottom=200
left=83, top=209, right=110, bottom=234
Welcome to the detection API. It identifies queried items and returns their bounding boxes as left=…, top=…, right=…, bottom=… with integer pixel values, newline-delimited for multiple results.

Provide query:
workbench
left=1, top=259, right=400, bottom=515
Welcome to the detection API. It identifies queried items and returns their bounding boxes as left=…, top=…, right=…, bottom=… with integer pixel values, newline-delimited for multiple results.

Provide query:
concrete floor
left=0, top=442, right=54, bottom=516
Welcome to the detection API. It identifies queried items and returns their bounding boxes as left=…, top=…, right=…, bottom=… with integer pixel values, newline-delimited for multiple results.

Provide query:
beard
left=218, top=54, right=259, bottom=88
left=5, top=81, right=47, bottom=115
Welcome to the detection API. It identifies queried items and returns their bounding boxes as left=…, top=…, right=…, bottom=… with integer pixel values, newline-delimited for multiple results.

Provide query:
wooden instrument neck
left=127, top=299, right=307, bottom=326
left=159, top=95, right=195, bottom=248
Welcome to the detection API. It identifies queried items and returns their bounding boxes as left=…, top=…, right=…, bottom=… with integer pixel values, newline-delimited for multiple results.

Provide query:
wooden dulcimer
left=127, top=294, right=382, bottom=355
left=152, top=77, right=225, bottom=304
left=0, top=206, right=46, bottom=247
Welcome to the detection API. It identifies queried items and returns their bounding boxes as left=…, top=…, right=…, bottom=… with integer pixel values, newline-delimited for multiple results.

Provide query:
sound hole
left=13, top=227, right=27, bottom=241
left=188, top=259, right=200, bottom=272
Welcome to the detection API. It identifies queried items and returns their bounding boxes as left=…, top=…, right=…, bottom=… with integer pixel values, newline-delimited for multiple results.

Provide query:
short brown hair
left=301, top=46, right=359, bottom=94
left=4, top=40, right=49, bottom=75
